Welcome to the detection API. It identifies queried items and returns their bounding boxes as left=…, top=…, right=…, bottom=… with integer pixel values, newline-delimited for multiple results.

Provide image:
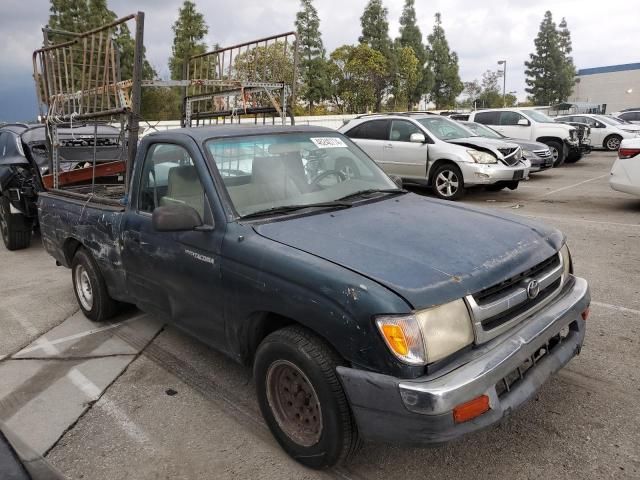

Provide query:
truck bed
left=38, top=190, right=127, bottom=300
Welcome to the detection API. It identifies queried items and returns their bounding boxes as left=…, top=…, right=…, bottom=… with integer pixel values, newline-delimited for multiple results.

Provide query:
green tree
left=524, top=11, right=575, bottom=105
left=295, top=0, right=329, bottom=111
left=327, top=44, right=387, bottom=113
left=461, top=80, right=481, bottom=108
left=391, top=46, right=419, bottom=110
left=397, top=0, right=430, bottom=109
left=169, top=1, right=208, bottom=80
left=425, top=13, right=463, bottom=109
left=359, top=0, right=392, bottom=110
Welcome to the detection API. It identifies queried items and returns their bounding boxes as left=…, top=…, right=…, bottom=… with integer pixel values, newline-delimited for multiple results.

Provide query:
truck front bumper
left=461, top=161, right=530, bottom=186
left=337, top=276, right=589, bottom=445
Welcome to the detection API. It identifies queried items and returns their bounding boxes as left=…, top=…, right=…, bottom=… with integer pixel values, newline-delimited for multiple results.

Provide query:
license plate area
left=513, top=170, right=524, bottom=180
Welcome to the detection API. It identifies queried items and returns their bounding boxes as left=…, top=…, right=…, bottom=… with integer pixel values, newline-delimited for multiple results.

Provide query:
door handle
left=129, top=231, right=149, bottom=246
left=383, top=143, right=393, bottom=149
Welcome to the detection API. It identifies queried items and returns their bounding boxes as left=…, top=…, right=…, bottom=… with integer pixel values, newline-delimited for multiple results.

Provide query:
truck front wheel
left=72, top=248, right=118, bottom=322
left=254, top=326, right=360, bottom=469
left=0, top=197, right=32, bottom=251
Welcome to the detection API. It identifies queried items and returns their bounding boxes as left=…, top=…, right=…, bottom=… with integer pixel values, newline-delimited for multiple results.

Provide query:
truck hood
left=253, top=193, right=564, bottom=309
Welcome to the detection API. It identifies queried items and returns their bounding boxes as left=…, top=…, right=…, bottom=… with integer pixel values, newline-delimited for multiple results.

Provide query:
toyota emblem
left=527, top=280, right=540, bottom=299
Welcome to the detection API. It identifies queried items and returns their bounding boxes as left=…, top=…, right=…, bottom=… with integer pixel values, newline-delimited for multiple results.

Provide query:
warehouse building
left=569, top=62, right=640, bottom=113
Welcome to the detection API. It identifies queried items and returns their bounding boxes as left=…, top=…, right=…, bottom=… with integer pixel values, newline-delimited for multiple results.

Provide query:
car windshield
left=596, top=115, right=620, bottom=126
left=464, top=122, right=504, bottom=139
left=205, top=132, right=399, bottom=217
left=607, top=116, right=629, bottom=124
left=526, top=110, right=555, bottom=123
left=416, top=116, right=476, bottom=140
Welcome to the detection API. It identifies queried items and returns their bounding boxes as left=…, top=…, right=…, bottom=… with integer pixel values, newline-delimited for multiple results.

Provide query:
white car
left=468, top=108, right=579, bottom=165
left=606, top=115, right=640, bottom=133
left=610, top=138, right=640, bottom=197
left=555, top=114, right=640, bottom=151
left=338, top=113, right=530, bottom=200
left=614, top=110, right=640, bottom=125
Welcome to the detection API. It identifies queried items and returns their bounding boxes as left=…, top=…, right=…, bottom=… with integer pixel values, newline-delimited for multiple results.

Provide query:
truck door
left=121, top=141, right=228, bottom=350
left=382, top=120, right=430, bottom=179
left=495, top=111, right=532, bottom=140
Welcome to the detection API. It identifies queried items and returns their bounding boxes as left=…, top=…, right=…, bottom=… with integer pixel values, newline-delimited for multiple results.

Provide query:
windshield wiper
left=240, top=201, right=352, bottom=219
left=337, top=188, right=406, bottom=201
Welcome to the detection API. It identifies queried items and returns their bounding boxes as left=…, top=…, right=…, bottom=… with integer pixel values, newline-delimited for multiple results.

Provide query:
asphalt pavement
left=1, top=150, right=638, bottom=479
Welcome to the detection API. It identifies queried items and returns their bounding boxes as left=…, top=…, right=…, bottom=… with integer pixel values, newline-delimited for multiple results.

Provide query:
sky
left=1, top=0, right=638, bottom=121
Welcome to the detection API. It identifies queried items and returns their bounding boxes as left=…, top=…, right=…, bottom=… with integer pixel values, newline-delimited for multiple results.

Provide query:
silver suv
left=338, top=113, right=530, bottom=200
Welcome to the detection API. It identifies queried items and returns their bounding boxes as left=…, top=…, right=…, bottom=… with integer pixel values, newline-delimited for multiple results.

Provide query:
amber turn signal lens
left=380, top=324, right=409, bottom=356
left=453, top=395, right=490, bottom=424
left=581, top=307, right=590, bottom=321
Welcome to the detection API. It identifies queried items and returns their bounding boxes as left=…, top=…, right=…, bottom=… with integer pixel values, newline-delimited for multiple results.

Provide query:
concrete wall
left=570, top=68, right=640, bottom=113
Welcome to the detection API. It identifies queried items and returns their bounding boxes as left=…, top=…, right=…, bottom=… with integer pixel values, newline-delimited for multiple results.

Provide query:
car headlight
left=522, top=150, right=535, bottom=159
left=560, top=244, right=572, bottom=282
left=467, top=149, right=497, bottom=164
left=375, top=299, right=474, bottom=365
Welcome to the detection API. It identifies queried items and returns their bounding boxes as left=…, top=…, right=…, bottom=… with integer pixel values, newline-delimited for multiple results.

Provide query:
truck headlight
left=467, top=149, right=497, bottom=164
left=560, top=244, right=572, bottom=282
left=375, top=299, right=474, bottom=365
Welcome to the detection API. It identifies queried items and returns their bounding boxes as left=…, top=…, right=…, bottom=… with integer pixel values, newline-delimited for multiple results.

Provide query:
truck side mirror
left=409, top=132, right=426, bottom=143
left=517, top=118, right=530, bottom=126
left=152, top=204, right=203, bottom=232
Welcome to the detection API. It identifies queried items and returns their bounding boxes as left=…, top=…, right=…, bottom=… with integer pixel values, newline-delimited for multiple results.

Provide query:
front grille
left=475, top=255, right=560, bottom=305
left=498, top=147, right=521, bottom=166
left=496, top=323, right=574, bottom=397
left=466, top=253, right=565, bottom=344
left=533, top=149, right=551, bottom=158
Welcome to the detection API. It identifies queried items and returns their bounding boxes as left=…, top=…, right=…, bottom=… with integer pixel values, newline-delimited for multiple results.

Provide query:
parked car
left=468, top=108, right=581, bottom=166
left=460, top=121, right=554, bottom=172
left=610, top=137, right=640, bottom=197
left=0, top=123, right=122, bottom=250
left=338, top=113, right=529, bottom=200
left=39, top=125, right=590, bottom=469
left=555, top=114, right=640, bottom=151
left=605, top=115, right=640, bottom=133
left=614, top=110, right=640, bottom=125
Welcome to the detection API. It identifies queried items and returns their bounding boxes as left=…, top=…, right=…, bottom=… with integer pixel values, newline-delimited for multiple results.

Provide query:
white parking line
left=537, top=174, right=609, bottom=197
left=15, top=318, right=137, bottom=356
left=592, top=301, right=640, bottom=316
left=517, top=214, right=640, bottom=228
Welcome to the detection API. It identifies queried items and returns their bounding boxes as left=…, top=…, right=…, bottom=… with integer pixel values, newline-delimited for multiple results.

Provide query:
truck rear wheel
left=72, top=248, right=118, bottom=322
left=0, top=197, right=32, bottom=251
left=254, top=326, right=360, bottom=469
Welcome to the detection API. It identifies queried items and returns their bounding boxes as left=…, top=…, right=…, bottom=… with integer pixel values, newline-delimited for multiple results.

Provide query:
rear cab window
left=473, top=111, right=499, bottom=125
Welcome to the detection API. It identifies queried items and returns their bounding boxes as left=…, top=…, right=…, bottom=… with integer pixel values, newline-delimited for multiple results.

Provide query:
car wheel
left=604, top=135, right=622, bottom=151
left=432, top=163, right=465, bottom=200
left=72, top=247, right=119, bottom=321
left=0, top=197, right=32, bottom=251
left=254, top=326, right=360, bottom=469
left=544, top=140, right=565, bottom=167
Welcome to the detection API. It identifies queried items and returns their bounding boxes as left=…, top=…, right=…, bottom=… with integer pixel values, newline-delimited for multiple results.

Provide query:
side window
left=575, top=116, right=596, bottom=127
left=138, top=143, right=209, bottom=221
left=389, top=120, right=422, bottom=142
left=473, top=111, right=499, bottom=125
left=499, top=111, right=526, bottom=126
left=345, top=120, right=390, bottom=140
left=619, top=112, right=639, bottom=121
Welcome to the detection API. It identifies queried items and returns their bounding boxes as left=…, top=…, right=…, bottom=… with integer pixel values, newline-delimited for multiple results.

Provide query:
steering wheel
left=312, top=169, right=346, bottom=185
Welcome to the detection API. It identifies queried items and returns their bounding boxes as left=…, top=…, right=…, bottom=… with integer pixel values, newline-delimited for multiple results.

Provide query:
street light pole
left=498, top=60, right=506, bottom=107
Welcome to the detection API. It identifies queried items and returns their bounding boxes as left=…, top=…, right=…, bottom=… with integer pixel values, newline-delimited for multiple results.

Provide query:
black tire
left=254, top=326, right=360, bottom=469
left=431, top=163, right=465, bottom=200
left=543, top=140, right=566, bottom=167
left=0, top=197, right=32, bottom=251
left=71, top=247, right=119, bottom=322
left=604, top=134, right=622, bottom=151
left=564, top=150, right=582, bottom=163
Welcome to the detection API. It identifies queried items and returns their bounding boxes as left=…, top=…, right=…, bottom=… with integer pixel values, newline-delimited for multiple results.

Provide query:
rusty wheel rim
left=265, top=360, right=322, bottom=447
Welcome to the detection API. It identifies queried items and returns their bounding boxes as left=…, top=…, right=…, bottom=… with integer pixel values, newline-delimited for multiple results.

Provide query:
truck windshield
left=205, top=132, right=399, bottom=217
left=416, top=117, right=476, bottom=140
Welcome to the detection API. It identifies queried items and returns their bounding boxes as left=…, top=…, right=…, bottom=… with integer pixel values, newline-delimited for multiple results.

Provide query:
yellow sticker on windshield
left=310, top=137, right=347, bottom=148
